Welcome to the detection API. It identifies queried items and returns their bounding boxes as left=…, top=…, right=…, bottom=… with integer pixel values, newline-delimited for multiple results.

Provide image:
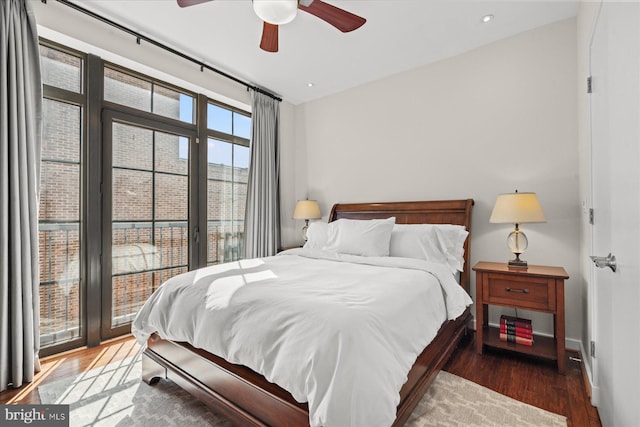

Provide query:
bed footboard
left=143, top=308, right=470, bottom=427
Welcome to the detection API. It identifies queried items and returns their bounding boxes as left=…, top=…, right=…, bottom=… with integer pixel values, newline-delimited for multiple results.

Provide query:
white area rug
left=39, top=357, right=566, bottom=426
left=407, top=370, right=566, bottom=427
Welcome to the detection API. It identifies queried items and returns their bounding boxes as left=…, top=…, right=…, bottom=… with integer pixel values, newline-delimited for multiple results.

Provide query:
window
left=38, top=40, right=251, bottom=352
left=40, top=44, right=83, bottom=93
left=208, top=102, right=251, bottom=137
left=104, top=66, right=195, bottom=124
left=207, top=139, right=249, bottom=264
left=109, top=122, right=189, bottom=328
left=38, top=44, right=84, bottom=350
left=206, top=102, right=251, bottom=265
left=100, top=67, right=198, bottom=339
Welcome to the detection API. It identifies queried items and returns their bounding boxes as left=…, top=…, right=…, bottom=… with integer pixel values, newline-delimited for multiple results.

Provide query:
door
left=101, top=111, right=198, bottom=339
left=589, top=2, right=640, bottom=426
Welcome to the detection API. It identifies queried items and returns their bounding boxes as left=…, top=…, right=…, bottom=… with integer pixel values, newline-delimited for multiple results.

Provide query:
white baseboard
left=579, top=341, right=598, bottom=406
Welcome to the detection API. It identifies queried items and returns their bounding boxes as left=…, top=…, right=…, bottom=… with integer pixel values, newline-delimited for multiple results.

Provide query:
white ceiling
left=70, top=0, right=578, bottom=105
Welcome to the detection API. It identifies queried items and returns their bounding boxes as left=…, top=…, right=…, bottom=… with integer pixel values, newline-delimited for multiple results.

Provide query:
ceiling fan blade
left=177, top=0, right=214, bottom=8
left=260, top=22, right=279, bottom=53
left=298, top=0, right=366, bottom=33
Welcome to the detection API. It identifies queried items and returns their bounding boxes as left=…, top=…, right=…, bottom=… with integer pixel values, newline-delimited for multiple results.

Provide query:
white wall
left=32, top=1, right=584, bottom=345
left=292, top=18, right=583, bottom=343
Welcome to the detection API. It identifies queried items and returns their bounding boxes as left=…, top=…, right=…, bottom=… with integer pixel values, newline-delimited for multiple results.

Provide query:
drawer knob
left=505, top=287, right=529, bottom=294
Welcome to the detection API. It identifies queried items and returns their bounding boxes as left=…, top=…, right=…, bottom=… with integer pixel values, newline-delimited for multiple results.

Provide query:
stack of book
left=499, top=315, right=533, bottom=346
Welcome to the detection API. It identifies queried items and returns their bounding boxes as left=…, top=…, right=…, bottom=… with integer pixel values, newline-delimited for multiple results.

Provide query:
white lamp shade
left=252, top=0, right=298, bottom=25
left=293, top=200, right=321, bottom=220
left=489, top=192, right=546, bottom=224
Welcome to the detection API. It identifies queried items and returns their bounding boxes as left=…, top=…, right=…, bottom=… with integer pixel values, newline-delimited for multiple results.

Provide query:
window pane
left=104, top=67, right=152, bottom=112
left=155, top=222, right=188, bottom=270
left=208, top=139, right=233, bottom=167
left=39, top=45, right=82, bottom=93
left=178, top=137, right=189, bottom=161
left=39, top=100, right=81, bottom=348
left=40, top=163, right=80, bottom=221
left=112, top=169, right=152, bottom=221
left=110, top=123, right=189, bottom=329
left=156, top=131, right=188, bottom=175
left=42, top=100, right=81, bottom=163
left=234, top=180, right=248, bottom=228
left=153, top=266, right=188, bottom=289
left=110, top=224, right=155, bottom=328
left=234, top=144, right=250, bottom=172
left=208, top=181, right=237, bottom=264
left=233, top=112, right=251, bottom=139
left=155, top=174, right=188, bottom=220
left=112, top=122, right=153, bottom=171
left=153, top=85, right=195, bottom=124
left=111, top=271, right=153, bottom=327
left=207, top=138, right=245, bottom=265
left=179, top=94, right=195, bottom=123
left=207, top=103, right=232, bottom=133
left=39, top=225, right=80, bottom=346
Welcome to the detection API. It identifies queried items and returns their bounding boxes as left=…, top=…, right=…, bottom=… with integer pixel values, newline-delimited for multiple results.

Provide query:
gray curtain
left=0, top=0, right=42, bottom=392
left=244, top=90, right=280, bottom=258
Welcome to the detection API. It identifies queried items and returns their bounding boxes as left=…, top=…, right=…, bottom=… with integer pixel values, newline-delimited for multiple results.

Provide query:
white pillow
left=389, top=224, right=468, bottom=273
left=390, top=224, right=445, bottom=267
left=323, top=217, right=396, bottom=257
left=434, top=224, right=469, bottom=272
left=303, top=222, right=329, bottom=249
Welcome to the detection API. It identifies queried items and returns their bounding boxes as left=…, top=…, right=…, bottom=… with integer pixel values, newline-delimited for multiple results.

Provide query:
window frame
left=102, top=62, right=198, bottom=125
left=198, top=99, right=251, bottom=266
left=37, top=39, right=252, bottom=353
left=38, top=39, right=88, bottom=357
left=100, top=109, right=198, bottom=340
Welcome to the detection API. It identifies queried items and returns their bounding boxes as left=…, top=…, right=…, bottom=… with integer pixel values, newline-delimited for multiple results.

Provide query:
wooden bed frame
left=141, top=199, right=474, bottom=426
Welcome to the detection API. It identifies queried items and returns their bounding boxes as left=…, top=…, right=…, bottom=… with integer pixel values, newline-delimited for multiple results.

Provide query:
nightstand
left=473, top=261, right=569, bottom=373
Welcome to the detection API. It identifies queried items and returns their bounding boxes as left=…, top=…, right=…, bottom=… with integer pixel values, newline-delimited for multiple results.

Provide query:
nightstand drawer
left=483, top=273, right=556, bottom=311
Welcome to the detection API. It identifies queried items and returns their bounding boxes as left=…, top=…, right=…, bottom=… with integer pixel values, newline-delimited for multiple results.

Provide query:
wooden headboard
left=328, top=199, right=474, bottom=293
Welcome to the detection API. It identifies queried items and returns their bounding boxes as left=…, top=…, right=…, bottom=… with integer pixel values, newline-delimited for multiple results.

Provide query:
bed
left=135, top=199, right=474, bottom=427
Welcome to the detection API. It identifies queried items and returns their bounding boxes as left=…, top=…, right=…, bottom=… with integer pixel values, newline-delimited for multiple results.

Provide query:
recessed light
left=482, top=14, right=494, bottom=23
left=307, top=82, right=315, bottom=87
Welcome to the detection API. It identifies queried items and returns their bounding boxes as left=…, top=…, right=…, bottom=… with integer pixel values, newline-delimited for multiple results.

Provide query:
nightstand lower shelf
left=482, top=326, right=557, bottom=360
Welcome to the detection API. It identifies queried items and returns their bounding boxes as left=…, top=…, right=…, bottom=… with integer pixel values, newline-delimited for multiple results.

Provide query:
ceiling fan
left=177, top=0, right=366, bottom=53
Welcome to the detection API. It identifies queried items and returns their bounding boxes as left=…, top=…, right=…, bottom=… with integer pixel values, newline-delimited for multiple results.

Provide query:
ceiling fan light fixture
left=253, top=0, right=298, bottom=25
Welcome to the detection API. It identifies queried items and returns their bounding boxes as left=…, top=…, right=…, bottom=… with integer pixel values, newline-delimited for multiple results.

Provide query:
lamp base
left=508, top=251, right=528, bottom=268
left=508, top=259, right=528, bottom=268
left=507, top=252, right=527, bottom=268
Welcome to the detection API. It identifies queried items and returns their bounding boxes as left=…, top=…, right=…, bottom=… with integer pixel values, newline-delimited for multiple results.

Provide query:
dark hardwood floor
left=445, top=332, right=602, bottom=427
left=1, top=332, right=601, bottom=426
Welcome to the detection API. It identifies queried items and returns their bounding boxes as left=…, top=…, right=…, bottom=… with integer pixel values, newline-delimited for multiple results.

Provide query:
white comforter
left=131, top=248, right=472, bottom=427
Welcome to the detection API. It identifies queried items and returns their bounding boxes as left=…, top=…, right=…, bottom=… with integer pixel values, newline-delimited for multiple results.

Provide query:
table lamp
left=489, top=191, right=546, bottom=267
left=293, top=200, right=321, bottom=241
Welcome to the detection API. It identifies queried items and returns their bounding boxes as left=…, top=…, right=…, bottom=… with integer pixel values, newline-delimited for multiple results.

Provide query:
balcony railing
left=38, top=220, right=244, bottom=348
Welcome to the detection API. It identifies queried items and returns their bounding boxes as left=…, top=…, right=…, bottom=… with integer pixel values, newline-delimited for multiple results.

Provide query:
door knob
left=590, top=253, right=617, bottom=272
